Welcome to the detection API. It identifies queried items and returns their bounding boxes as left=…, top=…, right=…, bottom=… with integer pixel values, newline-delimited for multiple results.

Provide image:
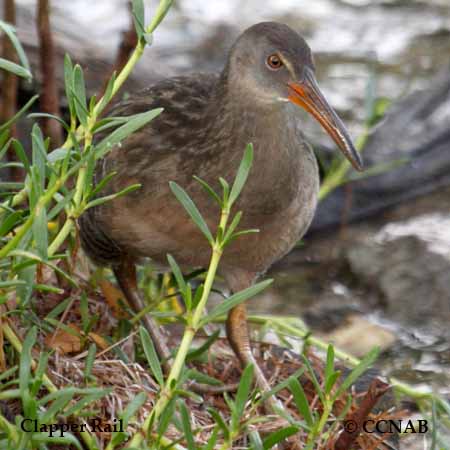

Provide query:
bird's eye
left=266, top=54, right=283, bottom=70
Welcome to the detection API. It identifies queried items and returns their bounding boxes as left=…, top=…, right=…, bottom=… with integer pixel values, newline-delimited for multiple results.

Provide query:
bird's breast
left=224, top=138, right=320, bottom=273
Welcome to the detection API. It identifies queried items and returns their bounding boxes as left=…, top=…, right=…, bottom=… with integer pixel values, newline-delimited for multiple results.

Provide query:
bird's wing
left=95, top=73, right=219, bottom=190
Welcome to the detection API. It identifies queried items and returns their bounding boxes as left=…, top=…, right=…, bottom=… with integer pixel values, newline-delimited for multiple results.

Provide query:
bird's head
left=226, top=21, right=363, bottom=171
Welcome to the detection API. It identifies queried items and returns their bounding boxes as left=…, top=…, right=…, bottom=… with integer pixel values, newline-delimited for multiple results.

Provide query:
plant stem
left=47, top=216, right=74, bottom=256
left=306, top=401, right=332, bottom=448
left=127, top=209, right=229, bottom=448
left=0, top=177, right=63, bottom=259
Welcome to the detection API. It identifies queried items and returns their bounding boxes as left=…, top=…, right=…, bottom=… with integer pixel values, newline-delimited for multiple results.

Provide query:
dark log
left=37, top=0, right=62, bottom=148
left=1, top=0, right=21, bottom=181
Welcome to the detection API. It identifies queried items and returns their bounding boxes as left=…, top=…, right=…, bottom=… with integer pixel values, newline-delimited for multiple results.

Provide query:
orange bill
left=288, top=68, right=363, bottom=171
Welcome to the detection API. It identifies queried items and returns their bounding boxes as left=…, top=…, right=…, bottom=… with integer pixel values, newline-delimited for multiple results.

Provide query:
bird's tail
left=78, top=207, right=124, bottom=266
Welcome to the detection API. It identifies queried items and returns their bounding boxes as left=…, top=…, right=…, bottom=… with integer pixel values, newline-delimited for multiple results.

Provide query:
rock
left=318, top=314, right=396, bottom=357
left=346, top=234, right=450, bottom=324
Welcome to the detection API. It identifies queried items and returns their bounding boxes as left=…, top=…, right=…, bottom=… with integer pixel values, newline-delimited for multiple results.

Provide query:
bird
left=79, top=21, right=362, bottom=404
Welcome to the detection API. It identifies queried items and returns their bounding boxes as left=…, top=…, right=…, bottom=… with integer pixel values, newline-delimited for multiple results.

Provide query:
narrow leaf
left=132, top=0, right=146, bottom=39
left=84, top=184, right=141, bottom=209
left=139, top=326, right=164, bottom=386
left=167, top=254, right=187, bottom=296
left=0, top=95, right=38, bottom=133
left=0, top=20, right=31, bottom=72
left=232, top=363, right=253, bottom=430
left=95, top=108, right=163, bottom=158
left=180, top=400, right=196, bottom=450
left=72, top=65, right=88, bottom=126
left=228, top=143, right=253, bottom=207
left=202, top=279, right=272, bottom=325
left=288, top=378, right=313, bottom=427
left=0, top=57, right=31, bottom=79
left=193, top=175, right=222, bottom=207
left=263, top=426, right=299, bottom=449
left=170, top=181, right=213, bottom=245
left=334, top=347, right=380, bottom=399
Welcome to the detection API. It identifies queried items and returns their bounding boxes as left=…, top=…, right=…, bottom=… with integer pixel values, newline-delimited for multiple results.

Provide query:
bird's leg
left=226, top=302, right=283, bottom=413
left=113, top=257, right=172, bottom=373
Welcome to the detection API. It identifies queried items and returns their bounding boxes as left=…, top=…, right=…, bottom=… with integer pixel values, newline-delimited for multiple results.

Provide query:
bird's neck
left=203, top=74, right=318, bottom=213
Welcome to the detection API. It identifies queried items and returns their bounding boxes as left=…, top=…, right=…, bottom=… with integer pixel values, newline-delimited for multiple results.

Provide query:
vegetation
left=0, top=1, right=449, bottom=449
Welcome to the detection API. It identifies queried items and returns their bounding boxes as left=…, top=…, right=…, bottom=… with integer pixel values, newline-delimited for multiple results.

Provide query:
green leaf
left=0, top=20, right=31, bottom=74
left=121, top=391, right=147, bottom=426
left=139, top=326, right=164, bottom=386
left=221, top=211, right=242, bottom=246
left=201, top=427, right=218, bottom=450
left=185, top=368, right=222, bottom=386
left=88, top=171, right=117, bottom=199
left=132, top=0, right=146, bottom=39
left=91, top=116, right=129, bottom=134
left=84, top=344, right=97, bottom=381
left=10, top=250, right=76, bottom=286
left=193, top=175, right=222, bottom=207
left=19, top=327, right=37, bottom=394
left=186, top=329, right=220, bottom=362
left=191, top=284, right=204, bottom=310
left=232, top=363, right=253, bottom=431
left=201, top=279, right=272, bottom=325
left=288, top=378, right=313, bottom=427
left=169, top=181, right=214, bottom=245
left=48, top=191, right=74, bottom=220
left=31, top=432, right=82, bottom=450
left=180, top=400, right=196, bottom=450
left=263, top=426, right=299, bottom=449
left=147, top=0, right=173, bottom=33
left=207, top=407, right=229, bottom=440
left=334, top=347, right=379, bottom=399
left=0, top=57, right=31, bottom=79
left=0, top=210, right=23, bottom=237
left=95, top=108, right=163, bottom=158
left=31, top=124, right=47, bottom=197
left=325, top=371, right=341, bottom=395
left=219, top=177, right=229, bottom=203
left=84, top=183, right=141, bottom=209
left=28, top=112, right=69, bottom=132
left=167, top=254, right=187, bottom=297
left=226, top=228, right=259, bottom=245
left=301, top=355, right=325, bottom=404
left=249, top=430, right=264, bottom=450
left=156, top=396, right=176, bottom=441
left=0, top=95, right=38, bottom=134
left=63, top=390, right=109, bottom=417
left=11, top=139, right=30, bottom=173
left=70, top=88, right=90, bottom=127
left=228, top=143, right=253, bottom=207
left=32, top=205, right=48, bottom=259
left=40, top=390, right=74, bottom=422
left=46, top=147, right=71, bottom=164
left=96, top=72, right=116, bottom=115
left=72, top=65, right=88, bottom=126
left=64, top=54, right=75, bottom=118
left=0, top=280, right=26, bottom=289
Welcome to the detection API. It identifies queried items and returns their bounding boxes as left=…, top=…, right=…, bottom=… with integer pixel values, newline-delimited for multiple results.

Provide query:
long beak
left=287, top=68, right=363, bottom=171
